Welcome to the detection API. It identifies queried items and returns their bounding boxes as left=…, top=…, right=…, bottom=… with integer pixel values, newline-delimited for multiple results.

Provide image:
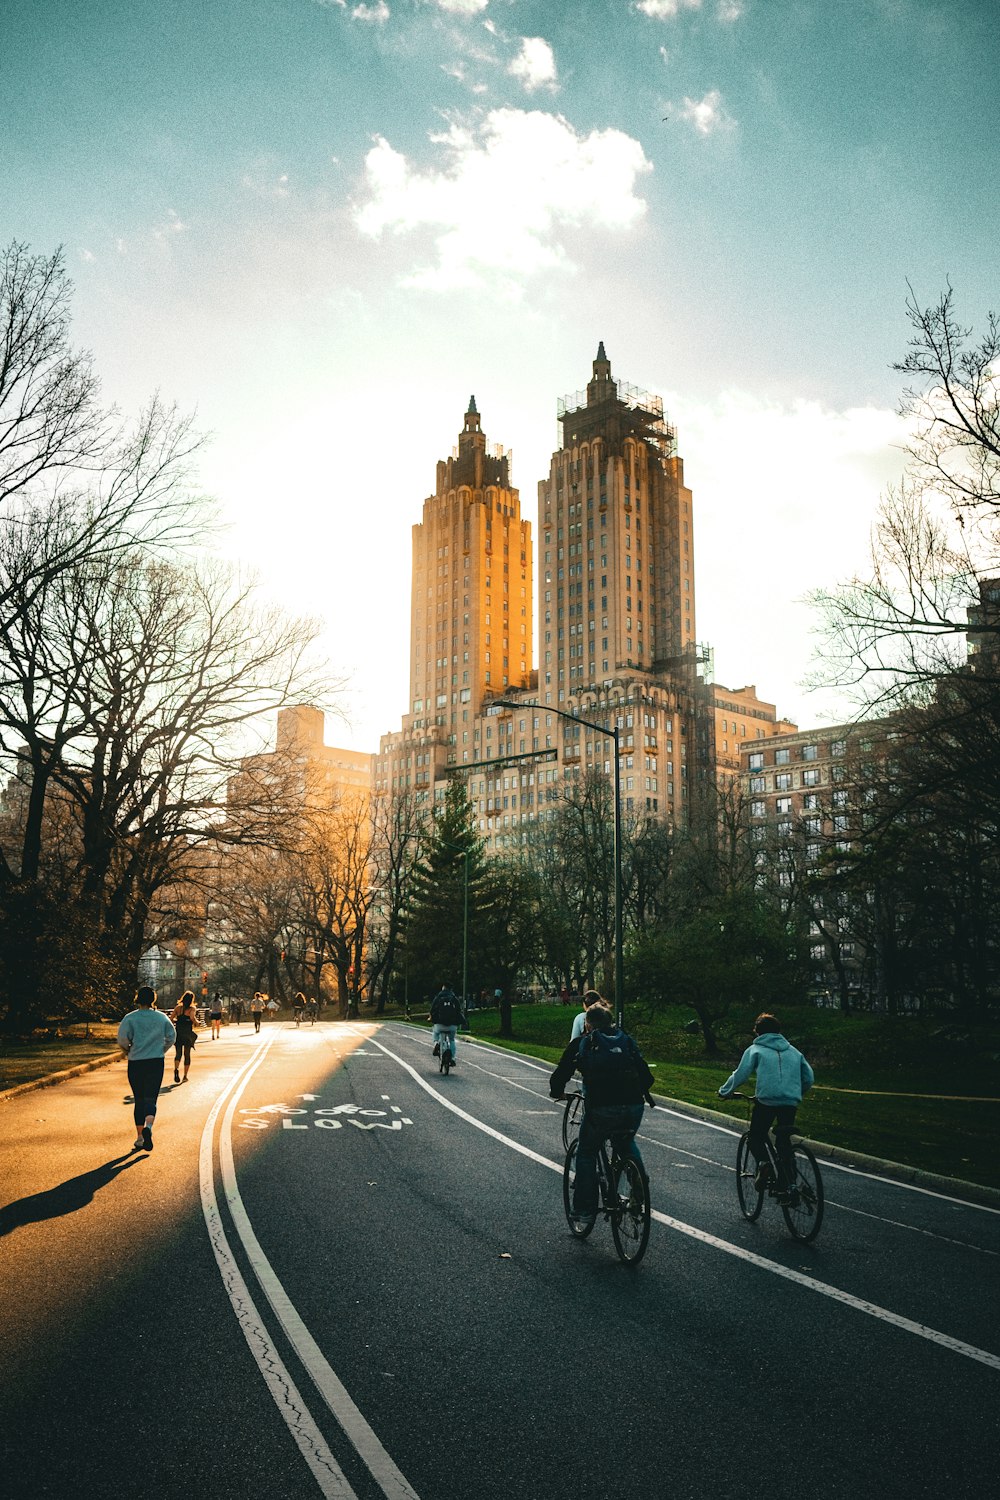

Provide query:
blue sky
left=3, top=0, right=998, bottom=749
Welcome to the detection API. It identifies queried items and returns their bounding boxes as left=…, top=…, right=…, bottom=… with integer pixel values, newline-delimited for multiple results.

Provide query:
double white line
left=199, top=1028, right=420, bottom=1500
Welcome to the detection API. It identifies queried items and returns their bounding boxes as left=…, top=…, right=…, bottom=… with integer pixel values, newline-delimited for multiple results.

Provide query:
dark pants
left=253, top=1013, right=261, bottom=1032
left=749, top=1103, right=797, bottom=1183
left=127, top=1058, right=165, bottom=1130
left=174, top=1039, right=193, bottom=1067
left=573, top=1102, right=645, bottom=1218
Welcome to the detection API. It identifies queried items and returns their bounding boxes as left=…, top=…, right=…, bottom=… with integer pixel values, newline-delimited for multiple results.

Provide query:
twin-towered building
left=375, top=344, right=794, bottom=845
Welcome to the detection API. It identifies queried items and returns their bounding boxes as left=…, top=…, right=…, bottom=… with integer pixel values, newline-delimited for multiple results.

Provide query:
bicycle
left=434, top=1029, right=456, bottom=1075
left=561, top=1090, right=584, bottom=1151
left=728, top=1092, right=824, bottom=1242
left=559, top=1103, right=651, bottom=1265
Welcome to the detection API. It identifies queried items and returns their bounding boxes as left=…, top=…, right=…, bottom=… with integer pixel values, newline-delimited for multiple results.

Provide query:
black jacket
left=430, top=988, right=463, bottom=1025
left=549, top=1027, right=655, bottom=1108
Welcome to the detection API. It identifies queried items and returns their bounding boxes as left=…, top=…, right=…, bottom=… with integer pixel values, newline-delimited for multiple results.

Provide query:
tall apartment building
left=540, top=341, right=693, bottom=695
left=377, top=399, right=533, bottom=799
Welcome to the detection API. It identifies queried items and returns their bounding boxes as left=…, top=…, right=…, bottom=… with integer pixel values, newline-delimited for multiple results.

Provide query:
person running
left=570, top=989, right=606, bottom=1041
left=718, top=1013, right=815, bottom=1195
left=293, top=992, right=306, bottom=1026
left=250, top=992, right=264, bottom=1033
left=209, top=991, right=223, bottom=1040
left=230, top=997, right=243, bottom=1025
left=169, top=991, right=199, bottom=1083
left=117, top=987, right=176, bottom=1153
left=549, top=1003, right=654, bottom=1230
left=429, top=984, right=464, bottom=1067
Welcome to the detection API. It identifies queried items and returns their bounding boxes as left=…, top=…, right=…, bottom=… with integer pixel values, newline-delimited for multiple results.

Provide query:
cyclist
left=293, top=992, right=306, bottom=1026
left=430, top=984, right=464, bottom=1067
left=718, top=1012, right=815, bottom=1196
left=569, top=988, right=606, bottom=1042
left=549, top=1003, right=655, bottom=1230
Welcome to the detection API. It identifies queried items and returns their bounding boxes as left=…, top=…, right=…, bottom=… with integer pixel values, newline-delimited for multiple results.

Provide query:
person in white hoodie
left=718, top=1013, right=814, bottom=1194
left=117, top=987, right=176, bottom=1153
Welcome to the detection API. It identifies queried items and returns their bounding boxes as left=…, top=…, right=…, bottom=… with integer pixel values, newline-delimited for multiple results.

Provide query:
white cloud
left=436, top=0, right=490, bottom=14
left=677, top=89, right=733, bottom=135
left=717, top=0, right=743, bottom=18
left=352, top=1, right=389, bottom=21
left=508, top=37, right=558, bottom=92
left=152, top=209, right=188, bottom=241
left=80, top=248, right=96, bottom=263
left=675, top=390, right=907, bottom=720
left=355, top=108, right=651, bottom=294
left=636, top=0, right=702, bottom=19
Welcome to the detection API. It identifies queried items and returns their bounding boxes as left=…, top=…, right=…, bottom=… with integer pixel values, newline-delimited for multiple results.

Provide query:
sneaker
left=754, top=1163, right=770, bottom=1192
left=572, top=1214, right=596, bottom=1232
left=173, top=1071, right=180, bottom=1083
left=132, top=1138, right=144, bottom=1152
left=142, top=1125, right=153, bottom=1152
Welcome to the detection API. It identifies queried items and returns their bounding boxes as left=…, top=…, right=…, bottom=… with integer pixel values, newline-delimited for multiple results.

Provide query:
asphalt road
left=2, top=1020, right=998, bottom=1500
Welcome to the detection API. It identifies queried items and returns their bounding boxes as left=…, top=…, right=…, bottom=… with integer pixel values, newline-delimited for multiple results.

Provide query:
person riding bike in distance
left=429, top=984, right=464, bottom=1067
left=718, top=1012, right=815, bottom=1198
left=549, top=1004, right=655, bottom=1230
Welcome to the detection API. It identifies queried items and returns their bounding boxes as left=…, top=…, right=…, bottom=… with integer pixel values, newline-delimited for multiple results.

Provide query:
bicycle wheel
left=781, top=1144, right=824, bottom=1242
left=440, top=1046, right=452, bottom=1075
left=735, top=1133, right=764, bottom=1221
left=562, top=1094, right=583, bottom=1152
left=562, top=1141, right=595, bottom=1238
left=610, top=1157, right=651, bottom=1266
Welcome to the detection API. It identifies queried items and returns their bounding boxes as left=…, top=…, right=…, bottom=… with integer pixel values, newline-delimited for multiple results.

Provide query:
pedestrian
left=117, top=986, right=176, bottom=1153
left=570, top=988, right=606, bottom=1041
left=231, top=996, right=243, bottom=1025
left=168, top=990, right=199, bottom=1083
left=209, top=989, right=223, bottom=1039
left=250, top=992, right=264, bottom=1033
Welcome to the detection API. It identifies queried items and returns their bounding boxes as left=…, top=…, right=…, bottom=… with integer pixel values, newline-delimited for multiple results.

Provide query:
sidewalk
left=0, top=1048, right=121, bottom=1103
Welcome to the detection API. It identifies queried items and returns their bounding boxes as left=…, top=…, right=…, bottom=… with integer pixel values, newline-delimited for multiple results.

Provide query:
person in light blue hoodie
left=117, top=987, right=176, bottom=1153
left=718, top=1013, right=814, bottom=1192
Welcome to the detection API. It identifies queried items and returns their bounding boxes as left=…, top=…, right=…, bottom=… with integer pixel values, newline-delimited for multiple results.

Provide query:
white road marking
left=391, top=1027, right=1000, bottom=1219
left=198, top=1031, right=359, bottom=1499
left=370, top=1034, right=1000, bottom=1374
left=218, top=1039, right=421, bottom=1500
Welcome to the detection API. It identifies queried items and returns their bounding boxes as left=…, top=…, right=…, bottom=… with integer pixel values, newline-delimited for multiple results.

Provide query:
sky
left=3, top=0, right=998, bottom=752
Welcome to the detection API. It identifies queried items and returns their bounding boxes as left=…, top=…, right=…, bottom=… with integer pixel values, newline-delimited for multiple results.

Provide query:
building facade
left=376, top=347, right=791, bottom=847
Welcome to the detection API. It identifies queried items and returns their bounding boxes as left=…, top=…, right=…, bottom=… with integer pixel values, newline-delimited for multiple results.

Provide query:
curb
left=0, top=1049, right=121, bottom=1103
left=651, top=1091, right=1000, bottom=1210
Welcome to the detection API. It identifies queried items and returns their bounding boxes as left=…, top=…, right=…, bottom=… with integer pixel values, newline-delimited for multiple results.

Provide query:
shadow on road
left=0, top=1153, right=146, bottom=1236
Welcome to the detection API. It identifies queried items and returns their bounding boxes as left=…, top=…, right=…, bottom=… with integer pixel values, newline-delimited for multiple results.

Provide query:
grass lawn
left=0, top=1023, right=121, bottom=1091
left=424, top=1002, right=1000, bottom=1192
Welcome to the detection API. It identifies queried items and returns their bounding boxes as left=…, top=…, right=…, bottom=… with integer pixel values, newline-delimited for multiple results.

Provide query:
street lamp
left=492, top=697, right=624, bottom=1031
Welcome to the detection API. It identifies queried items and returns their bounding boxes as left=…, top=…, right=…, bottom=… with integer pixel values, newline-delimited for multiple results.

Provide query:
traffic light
left=280, top=949, right=286, bottom=963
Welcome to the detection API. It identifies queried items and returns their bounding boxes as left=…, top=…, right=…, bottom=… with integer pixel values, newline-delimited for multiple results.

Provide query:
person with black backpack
left=430, top=984, right=465, bottom=1068
left=549, top=1003, right=654, bottom=1229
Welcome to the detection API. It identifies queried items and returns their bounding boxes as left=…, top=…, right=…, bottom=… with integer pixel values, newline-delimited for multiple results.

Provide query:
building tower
left=377, top=400, right=532, bottom=804
left=539, top=343, right=695, bottom=703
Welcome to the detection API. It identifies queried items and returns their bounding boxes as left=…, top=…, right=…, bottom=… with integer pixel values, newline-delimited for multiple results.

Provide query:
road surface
left=2, top=1020, right=997, bottom=1499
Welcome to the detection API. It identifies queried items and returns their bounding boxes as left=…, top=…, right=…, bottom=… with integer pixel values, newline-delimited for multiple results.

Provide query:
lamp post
left=493, top=697, right=624, bottom=1031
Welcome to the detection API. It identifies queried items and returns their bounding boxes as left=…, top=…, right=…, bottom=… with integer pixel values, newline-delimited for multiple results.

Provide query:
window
left=748, top=752, right=764, bottom=771
left=832, top=790, right=848, bottom=808
left=775, top=747, right=790, bottom=765
left=750, top=775, right=765, bottom=794
left=776, top=796, right=792, bottom=814
left=750, top=800, right=765, bottom=818
left=775, top=772, right=792, bottom=791
left=802, top=743, right=818, bottom=761
left=802, top=768, right=820, bottom=787
left=830, top=738, right=847, bottom=757
left=777, top=819, right=792, bottom=837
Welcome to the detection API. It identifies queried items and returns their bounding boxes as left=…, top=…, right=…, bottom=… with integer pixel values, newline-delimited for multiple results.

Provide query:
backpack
left=577, top=1028, right=645, bottom=1087
left=436, top=994, right=461, bottom=1026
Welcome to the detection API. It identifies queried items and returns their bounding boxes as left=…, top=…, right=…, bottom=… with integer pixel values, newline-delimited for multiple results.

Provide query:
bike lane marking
left=218, top=1033, right=421, bottom=1500
left=198, top=1027, right=360, bottom=1500
left=370, top=1033, right=1000, bottom=1375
